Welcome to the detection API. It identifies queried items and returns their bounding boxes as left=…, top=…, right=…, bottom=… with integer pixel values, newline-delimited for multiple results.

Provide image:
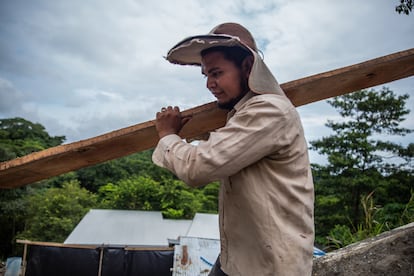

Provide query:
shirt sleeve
left=152, top=134, right=183, bottom=168
left=152, top=95, right=299, bottom=187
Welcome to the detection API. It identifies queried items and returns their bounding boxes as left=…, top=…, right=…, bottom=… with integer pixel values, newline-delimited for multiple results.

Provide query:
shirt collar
left=227, top=90, right=256, bottom=119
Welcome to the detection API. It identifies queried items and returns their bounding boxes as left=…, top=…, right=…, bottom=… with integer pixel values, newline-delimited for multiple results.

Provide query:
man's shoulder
left=243, top=93, right=294, bottom=110
left=252, top=92, right=289, bottom=101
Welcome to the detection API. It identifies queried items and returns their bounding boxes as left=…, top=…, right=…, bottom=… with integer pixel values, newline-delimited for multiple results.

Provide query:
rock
left=312, top=223, right=414, bottom=276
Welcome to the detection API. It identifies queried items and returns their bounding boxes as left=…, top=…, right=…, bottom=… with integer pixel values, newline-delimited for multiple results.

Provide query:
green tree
left=0, top=117, right=66, bottom=258
left=160, top=178, right=204, bottom=219
left=84, top=147, right=219, bottom=219
left=17, top=180, right=98, bottom=243
left=99, top=175, right=163, bottom=210
left=396, top=0, right=413, bottom=15
left=76, top=161, right=130, bottom=192
left=197, top=182, right=220, bottom=213
left=76, top=150, right=175, bottom=192
left=0, top=186, right=32, bottom=259
left=0, top=117, right=65, bottom=162
left=311, top=88, right=413, bottom=244
left=98, top=176, right=218, bottom=219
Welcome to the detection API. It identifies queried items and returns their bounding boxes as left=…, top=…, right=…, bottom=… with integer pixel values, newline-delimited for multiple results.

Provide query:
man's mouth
left=213, top=92, right=225, bottom=99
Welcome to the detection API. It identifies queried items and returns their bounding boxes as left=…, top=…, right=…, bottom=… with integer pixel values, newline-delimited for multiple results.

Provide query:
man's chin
left=217, top=92, right=247, bottom=110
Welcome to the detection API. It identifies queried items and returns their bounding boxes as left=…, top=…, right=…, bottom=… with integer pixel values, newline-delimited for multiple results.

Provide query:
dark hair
left=201, top=46, right=252, bottom=68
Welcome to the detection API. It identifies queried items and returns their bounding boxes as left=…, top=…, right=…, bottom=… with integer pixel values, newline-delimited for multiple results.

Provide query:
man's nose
left=206, top=77, right=216, bottom=90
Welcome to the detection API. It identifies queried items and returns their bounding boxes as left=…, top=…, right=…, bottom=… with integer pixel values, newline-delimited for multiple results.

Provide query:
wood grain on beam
left=1, top=48, right=413, bottom=189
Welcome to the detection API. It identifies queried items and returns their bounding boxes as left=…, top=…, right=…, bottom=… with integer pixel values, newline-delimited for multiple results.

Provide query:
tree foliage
left=311, top=88, right=413, bottom=248
left=17, top=180, right=98, bottom=243
left=0, top=186, right=32, bottom=259
left=0, top=117, right=65, bottom=162
left=0, top=117, right=66, bottom=258
left=396, top=0, right=413, bottom=15
left=98, top=176, right=218, bottom=219
left=311, top=88, right=411, bottom=175
left=76, top=150, right=173, bottom=192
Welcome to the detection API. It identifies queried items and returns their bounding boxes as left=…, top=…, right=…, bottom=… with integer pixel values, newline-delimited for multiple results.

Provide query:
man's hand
left=155, top=106, right=192, bottom=139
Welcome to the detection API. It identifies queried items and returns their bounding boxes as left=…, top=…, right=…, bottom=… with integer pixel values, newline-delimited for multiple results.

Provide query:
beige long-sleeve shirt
left=153, top=91, right=314, bottom=275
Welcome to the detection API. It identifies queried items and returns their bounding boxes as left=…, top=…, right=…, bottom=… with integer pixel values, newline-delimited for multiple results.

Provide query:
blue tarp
left=313, top=246, right=326, bottom=257
left=5, top=257, right=21, bottom=276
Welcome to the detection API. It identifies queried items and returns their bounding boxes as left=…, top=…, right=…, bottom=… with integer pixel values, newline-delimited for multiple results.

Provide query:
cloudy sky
left=1, top=0, right=413, bottom=164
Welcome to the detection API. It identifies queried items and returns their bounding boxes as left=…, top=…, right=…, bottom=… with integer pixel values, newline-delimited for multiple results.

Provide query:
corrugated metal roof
left=64, top=209, right=194, bottom=246
left=186, top=213, right=219, bottom=240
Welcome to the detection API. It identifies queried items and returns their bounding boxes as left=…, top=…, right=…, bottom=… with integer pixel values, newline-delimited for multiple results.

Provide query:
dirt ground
left=312, top=223, right=414, bottom=276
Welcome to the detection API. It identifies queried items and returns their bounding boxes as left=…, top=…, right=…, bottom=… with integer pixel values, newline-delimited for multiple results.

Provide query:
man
left=152, top=23, right=314, bottom=275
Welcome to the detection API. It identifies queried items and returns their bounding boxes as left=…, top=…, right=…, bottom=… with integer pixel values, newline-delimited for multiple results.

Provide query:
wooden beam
left=1, top=48, right=414, bottom=189
left=16, top=239, right=172, bottom=251
left=16, top=239, right=100, bottom=249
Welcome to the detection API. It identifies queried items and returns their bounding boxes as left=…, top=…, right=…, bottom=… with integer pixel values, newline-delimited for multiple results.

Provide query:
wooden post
left=21, top=243, right=27, bottom=276
left=98, top=246, right=104, bottom=276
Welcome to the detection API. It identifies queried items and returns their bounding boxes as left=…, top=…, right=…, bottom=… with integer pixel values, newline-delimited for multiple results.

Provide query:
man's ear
left=242, top=56, right=254, bottom=78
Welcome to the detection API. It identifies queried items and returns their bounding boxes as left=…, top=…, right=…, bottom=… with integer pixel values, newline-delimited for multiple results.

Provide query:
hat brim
left=166, top=33, right=285, bottom=96
left=166, top=34, right=251, bottom=66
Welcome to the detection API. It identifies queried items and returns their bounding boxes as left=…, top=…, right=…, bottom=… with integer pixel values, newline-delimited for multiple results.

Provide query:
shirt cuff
left=152, top=134, right=182, bottom=168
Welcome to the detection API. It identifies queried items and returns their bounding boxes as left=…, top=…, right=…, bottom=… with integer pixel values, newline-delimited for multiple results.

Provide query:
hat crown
left=209, top=23, right=258, bottom=52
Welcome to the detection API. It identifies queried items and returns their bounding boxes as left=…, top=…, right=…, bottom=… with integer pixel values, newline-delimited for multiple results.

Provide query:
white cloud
left=0, top=78, right=24, bottom=113
left=0, top=0, right=412, bottom=164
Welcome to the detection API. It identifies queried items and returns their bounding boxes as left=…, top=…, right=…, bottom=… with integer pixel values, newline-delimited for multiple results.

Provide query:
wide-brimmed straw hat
left=166, top=22, right=285, bottom=95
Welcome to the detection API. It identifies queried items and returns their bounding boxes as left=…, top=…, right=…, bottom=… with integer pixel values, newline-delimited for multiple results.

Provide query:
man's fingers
left=159, top=106, right=180, bottom=113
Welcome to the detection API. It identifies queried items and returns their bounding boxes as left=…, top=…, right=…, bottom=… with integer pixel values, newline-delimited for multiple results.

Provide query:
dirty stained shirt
left=152, top=91, right=314, bottom=276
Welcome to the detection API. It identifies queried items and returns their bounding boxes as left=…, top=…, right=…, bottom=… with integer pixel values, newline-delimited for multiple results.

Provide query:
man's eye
left=212, top=71, right=222, bottom=78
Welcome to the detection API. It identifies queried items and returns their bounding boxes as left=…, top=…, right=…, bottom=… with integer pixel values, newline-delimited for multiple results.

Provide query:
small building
left=20, top=209, right=220, bottom=276
left=20, top=209, right=323, bottom=275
